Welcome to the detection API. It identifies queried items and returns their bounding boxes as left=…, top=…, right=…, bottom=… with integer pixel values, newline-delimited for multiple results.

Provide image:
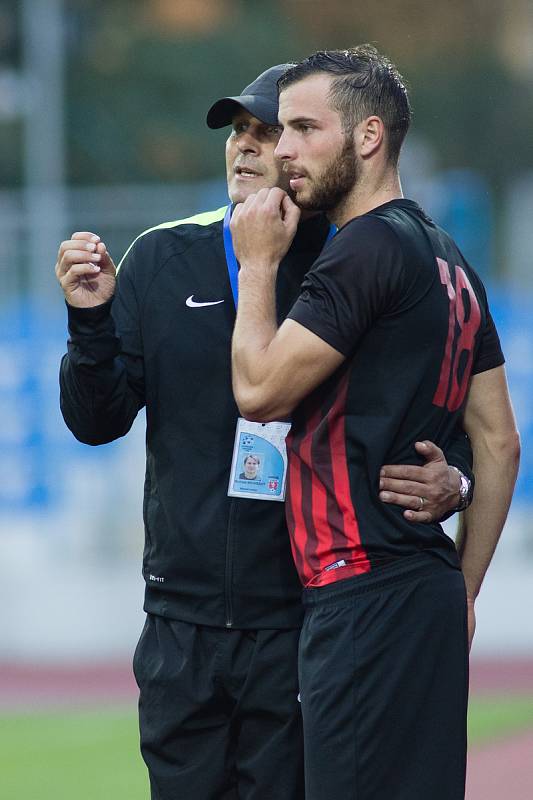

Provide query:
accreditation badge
left=228, top=418, right=291, bottom=502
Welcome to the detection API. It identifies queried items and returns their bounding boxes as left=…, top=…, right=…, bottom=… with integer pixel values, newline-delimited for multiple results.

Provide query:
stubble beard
left=296, top=133, right=359, bottom=215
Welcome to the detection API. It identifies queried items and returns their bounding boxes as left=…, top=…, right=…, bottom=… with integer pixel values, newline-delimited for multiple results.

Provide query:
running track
left=1, top=658, right=532, bottom=797
left=467, top=732, right=533, bottom=800
left=467, top=659, right=533, bottom=800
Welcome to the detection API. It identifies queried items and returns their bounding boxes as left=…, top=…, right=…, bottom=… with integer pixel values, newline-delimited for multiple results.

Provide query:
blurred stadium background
left=0, top=1, right=532, bottom=798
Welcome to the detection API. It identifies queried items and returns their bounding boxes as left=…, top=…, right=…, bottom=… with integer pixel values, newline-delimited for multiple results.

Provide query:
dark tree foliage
left=0, top=0, right=531, bottom=191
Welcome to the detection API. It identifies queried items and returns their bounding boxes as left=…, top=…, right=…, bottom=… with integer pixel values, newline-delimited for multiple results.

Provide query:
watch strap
left=449, top=465, right=472, bottom=511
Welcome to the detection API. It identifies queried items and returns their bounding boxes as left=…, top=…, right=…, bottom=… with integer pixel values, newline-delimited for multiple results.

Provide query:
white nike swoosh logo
left=185, top=295, right=225, bottom=308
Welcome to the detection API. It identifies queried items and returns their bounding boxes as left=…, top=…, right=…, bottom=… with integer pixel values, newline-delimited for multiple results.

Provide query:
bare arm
left=458, top=365, right=520, bottom=596
left=231, top=188, right=345, bottom=420
left=458, top=365, right=520, bottom=648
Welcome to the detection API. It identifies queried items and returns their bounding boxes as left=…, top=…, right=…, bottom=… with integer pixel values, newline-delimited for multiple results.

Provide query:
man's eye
left=267, top=126, right=282, bottom=135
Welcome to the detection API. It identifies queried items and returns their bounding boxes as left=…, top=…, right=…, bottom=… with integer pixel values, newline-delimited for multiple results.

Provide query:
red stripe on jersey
left=325, top=371, right=371, bottom=576
left=285, top=428, right=312, bottom=584
left=298, top=412, right=334, bottom=578
left=286, top=370, right=371, bottom=586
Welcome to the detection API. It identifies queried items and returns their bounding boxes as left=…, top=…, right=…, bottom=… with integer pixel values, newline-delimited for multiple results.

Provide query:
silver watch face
left=459, top=475, right=470, bottom=500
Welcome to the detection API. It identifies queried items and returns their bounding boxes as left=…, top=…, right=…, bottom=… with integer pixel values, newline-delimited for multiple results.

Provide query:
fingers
left=57, top=232, right=102, bottom=259
left=281, top=193, right=300, bottom=228
left=380, top=441, right=445, bottom=479
left=95, top=241, right=116, bottom=272
left=245, top=189, right=279, bottom=218
left=402, top=508, right=433, bottom=524
left=414, top=440, right=445, bottom=463
left=230, top=188, right=296, bottom=268
left=57, top=232, right=100, bottom=264
left=59, top=262, right=102, bottom=294
left=230, top=202, right=242, bottom=227
left=237, top=187, right=287, bottom=212
left=56, top=241, right=102, bottom=281
left=379, top=476, right=426, bottom=495
left=380, top=464, right=426, bottom=482
left=72, top=231, right=101, bottom=242
left=230, top=188, right=287, bottom=242
left=56, top=234, right=111, bottom=279
left=379, top=489, right=430, bottom=512
left=379, top=484, right=442, bottom=524
left=380, top=474, right=448, bottom=523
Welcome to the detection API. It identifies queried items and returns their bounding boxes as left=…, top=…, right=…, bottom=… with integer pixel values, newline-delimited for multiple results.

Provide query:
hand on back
left=55, top=231, right=116, bottom=308
left=379, top=440, right=461, bottom=523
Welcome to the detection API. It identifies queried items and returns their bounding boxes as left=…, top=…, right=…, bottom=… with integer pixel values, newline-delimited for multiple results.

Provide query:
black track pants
left=133, top=616, right=304, bottom=799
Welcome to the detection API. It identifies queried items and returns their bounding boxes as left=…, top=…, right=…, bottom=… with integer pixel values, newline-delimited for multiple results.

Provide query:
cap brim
left=206, top=95, right=279, bottom=129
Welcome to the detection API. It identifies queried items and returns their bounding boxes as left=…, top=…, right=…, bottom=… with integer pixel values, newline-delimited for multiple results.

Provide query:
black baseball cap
left=206, top=63, right=293, bottom=129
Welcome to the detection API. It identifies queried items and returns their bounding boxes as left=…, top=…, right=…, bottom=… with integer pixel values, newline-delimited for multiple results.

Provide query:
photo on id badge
left=228, top=418, right=291, bottom=502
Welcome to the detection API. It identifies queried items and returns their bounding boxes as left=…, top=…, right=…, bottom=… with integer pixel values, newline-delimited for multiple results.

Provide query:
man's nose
left=237, top=131, right=260, bottom=154
left=274, top=130, right=292, bottom=161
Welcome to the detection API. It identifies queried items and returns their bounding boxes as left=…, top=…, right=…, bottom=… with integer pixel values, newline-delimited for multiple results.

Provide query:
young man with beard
left=231, top=47, right=519, bottom=800
left=56, top=64, right=477, bottom=800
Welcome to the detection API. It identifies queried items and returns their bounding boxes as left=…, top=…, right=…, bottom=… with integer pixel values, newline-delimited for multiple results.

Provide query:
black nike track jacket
left=59, top=206, right=473, bottom=629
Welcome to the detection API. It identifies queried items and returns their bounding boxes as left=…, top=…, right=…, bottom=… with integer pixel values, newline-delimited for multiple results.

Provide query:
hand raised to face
left=230, top=187, right=301, bottom=274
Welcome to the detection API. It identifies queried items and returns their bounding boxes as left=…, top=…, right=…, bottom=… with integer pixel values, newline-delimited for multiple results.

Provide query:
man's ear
left=357, top=116, right=384, bottom=158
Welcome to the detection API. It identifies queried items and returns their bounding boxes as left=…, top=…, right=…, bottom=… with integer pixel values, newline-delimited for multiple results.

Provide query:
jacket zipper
left=225, top=499, right=237, bottom=627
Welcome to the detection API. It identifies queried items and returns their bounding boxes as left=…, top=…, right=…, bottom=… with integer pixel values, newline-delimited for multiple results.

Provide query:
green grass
left=0, top=708, right=148, bottom=800
left=1, top=696, right=532, bottom=800
left=468, top=695, right=533, bottom=745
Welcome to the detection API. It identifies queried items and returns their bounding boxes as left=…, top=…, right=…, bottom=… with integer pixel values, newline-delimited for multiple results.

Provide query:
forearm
left=232, top=264, right=281, bottom=420
left=60, top=301, right=144, bottom=444
left=456, top=429, right=520, bottom=598
left=445, top=430, right=473, bottom=486
left=60, top=354, right=142, bottom=445
left=230, top=191, right=346, bottom=420
left=438, top=429, right=474, bottom=522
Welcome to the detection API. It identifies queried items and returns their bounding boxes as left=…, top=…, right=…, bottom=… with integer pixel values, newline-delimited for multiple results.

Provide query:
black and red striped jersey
left=286, top=199, right=504, bottom=587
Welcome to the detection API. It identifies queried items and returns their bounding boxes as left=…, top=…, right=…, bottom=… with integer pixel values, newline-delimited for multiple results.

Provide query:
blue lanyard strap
left=223, top=204, right=336, bottom=310
left=223, top=205, right=240, bottom=309
left=325, top=223, right=337, bottom=243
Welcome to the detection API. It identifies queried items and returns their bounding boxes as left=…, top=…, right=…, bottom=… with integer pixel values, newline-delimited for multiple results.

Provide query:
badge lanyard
left=223, top=205, right=240, bottom=309
left=223, top=204, right=336, bottom=310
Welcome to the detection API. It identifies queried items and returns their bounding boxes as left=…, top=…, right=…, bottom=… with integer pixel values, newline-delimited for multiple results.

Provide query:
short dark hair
left=278, top=45, right=411, bottom=164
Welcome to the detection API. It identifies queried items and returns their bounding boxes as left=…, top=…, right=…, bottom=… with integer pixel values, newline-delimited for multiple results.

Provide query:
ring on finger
left=418, top=496, right=426, bottom=511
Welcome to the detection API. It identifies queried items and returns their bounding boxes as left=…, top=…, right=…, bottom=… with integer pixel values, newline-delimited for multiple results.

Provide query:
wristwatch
left=449, top=466, right=472, bottom=512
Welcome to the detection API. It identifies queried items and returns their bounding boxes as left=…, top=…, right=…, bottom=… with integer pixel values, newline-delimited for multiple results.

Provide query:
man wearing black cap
left=55, top=64, right=473, bottom=799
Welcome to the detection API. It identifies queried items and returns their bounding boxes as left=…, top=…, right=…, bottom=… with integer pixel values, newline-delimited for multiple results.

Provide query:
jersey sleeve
left=287, top=217, right=405, bottom=356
